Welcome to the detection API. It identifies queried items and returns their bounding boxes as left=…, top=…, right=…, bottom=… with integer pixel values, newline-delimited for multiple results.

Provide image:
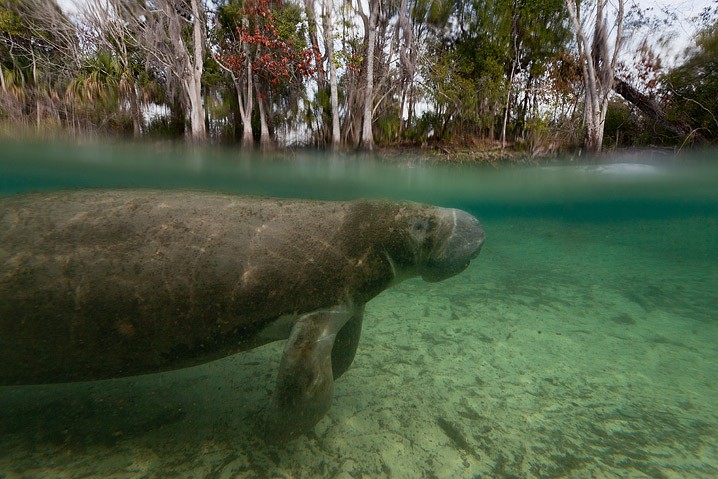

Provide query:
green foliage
left=603, top=101, right=648, bottom=148
left=412, top=0, right=453, bottom=29
left=273, top=3, right=307, bottom=48
left=523, top=114, right=551, bottom=151
left=418, top=0, right=571, bottom=144
left=67, top=51, right=121, bottom=107
left=375, top=105, right=401, bottom=144
left=516, top=0, right=571, bottom=73
left=0, top=0, right=81, bottom=135
left=145, top=115, right=186, bottom=139
left=421, top=42, right=483, bottom=140
left=452, top=0, right=570, bottom=73
left=662, top=21, right=718, bottom=142
left=405, top=111, right=445, bottom=143
left=202, top=55, right=225, bottom=89
left=0, top=1, right=24, bottom=36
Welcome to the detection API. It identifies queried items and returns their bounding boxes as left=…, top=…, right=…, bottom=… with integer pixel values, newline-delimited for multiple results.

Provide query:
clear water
left=1, top=142, right=717, bottom=478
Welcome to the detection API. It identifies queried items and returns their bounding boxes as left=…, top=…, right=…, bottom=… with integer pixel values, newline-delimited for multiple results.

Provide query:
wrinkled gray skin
left=0, top=190, right=485, bottom=440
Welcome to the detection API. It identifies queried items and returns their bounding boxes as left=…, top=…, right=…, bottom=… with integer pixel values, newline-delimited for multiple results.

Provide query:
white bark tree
left=211, top=54, right=254, bottom=147
left=187, top=0, right=205, bottom=141
left=238, top=32, right=255, bottom=147
left=565, top=0, right=624, bottom=153
left=501, top=6, right=519, bottom=149
left=358, top=0, right=379, bottom=150
left=210, top=13, right=254, bottom=148
left=127, top=0, right=207, bottom=142
left=256, top=79, right=272, bottom=150
left=396, top=0, right=415, bottom=138
left=322, top=0, right=340, bottom=150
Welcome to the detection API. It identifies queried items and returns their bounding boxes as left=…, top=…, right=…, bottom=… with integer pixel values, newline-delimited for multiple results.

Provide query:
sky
left=636, top=0, right=713, bottom=43
left=620, top=0, right=714, bottom=65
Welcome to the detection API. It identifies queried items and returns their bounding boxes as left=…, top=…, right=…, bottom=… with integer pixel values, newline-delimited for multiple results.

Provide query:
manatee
left=0, top=190, right=484, bottom=440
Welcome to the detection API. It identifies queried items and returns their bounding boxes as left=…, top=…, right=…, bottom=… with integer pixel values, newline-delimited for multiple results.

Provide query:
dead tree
left=565, top=0, right=624, bottom=153
left=613, top=77, right=706, bottom=145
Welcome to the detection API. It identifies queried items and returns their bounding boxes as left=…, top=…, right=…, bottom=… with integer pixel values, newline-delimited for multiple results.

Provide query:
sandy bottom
left=1, top=217, right=717, bottom=478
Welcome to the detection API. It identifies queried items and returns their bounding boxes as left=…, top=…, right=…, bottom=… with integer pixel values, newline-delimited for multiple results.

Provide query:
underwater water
left=0, top=142, right=717, bottom=478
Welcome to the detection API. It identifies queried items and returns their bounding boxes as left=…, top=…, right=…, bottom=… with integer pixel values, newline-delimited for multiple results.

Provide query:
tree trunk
left=305, top=0, right=329, bottom=144
left=235, top=83, right=254, bottom=147
left=396, top=0, right=414, bottom=139
left=502, top=7, right=519, bottom=149
left=340, top=2, right=362, bottom=146
left=211, top=41, right=254, bottom=148
left=323, top=0, right=340, bottom=150
left=501, top=62, right=515, bottom=149
left=407, top=84, right=414, bottom=132
left=565, top=0, right=624, bottom=154
left=31, top=46, right=41, bottom=131
left=187, top=0, right=206, bottom=142
left=613, top=77, right=705, bottom=143
left=238, top=30, right=254, bottom=148
left=240, top=76, right=254, bottom=148
left=303, top=0, right=326, bottom=89
left=171, top=99, right=186, bottom=136
left=256, top=81, right=272, bottom=150
left=0, top=65, right=7, bottom=95
left=359, top=0, right=378, bottom=151
left=129, top=84, right=142, bottom=138
left=117, top=0, right=206, bottom=140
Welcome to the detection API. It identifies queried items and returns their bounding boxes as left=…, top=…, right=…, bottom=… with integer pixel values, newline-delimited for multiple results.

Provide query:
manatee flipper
left=331, top=305, right=364, bottom=380
left=265, top=305, right=353, bottom=441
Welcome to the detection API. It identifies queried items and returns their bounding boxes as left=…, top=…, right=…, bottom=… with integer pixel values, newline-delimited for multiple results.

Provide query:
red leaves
left=222, top=0, right=320, bottom=89
left=219, top=54, right=246, bottom=72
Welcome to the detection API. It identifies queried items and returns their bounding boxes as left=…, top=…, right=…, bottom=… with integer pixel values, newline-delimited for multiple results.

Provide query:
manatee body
left=0, top=190, right=484, bottom=439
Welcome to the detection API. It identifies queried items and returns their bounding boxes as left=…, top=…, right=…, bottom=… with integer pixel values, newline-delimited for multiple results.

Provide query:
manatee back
left=0, top=190, right=374, bottom=384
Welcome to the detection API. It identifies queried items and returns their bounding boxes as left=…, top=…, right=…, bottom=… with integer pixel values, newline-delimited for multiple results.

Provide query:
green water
left=1, top=142, right=717, bottom=478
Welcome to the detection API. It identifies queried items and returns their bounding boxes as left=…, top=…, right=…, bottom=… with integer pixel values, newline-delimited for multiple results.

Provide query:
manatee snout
left=421, top=208, right=485, bottom=282
left=450, top=208, right=485, bottom=259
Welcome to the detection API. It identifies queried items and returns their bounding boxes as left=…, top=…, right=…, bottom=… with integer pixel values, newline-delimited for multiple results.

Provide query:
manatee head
left=342, top=200, right=484, bottom=294
left=385, top=203, right=484, bottom=282
left=404, top=206, right=485, bottom=282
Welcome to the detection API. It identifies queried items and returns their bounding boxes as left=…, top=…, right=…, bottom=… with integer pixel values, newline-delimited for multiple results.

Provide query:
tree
left=80, top=0, right=151, bottom=137
left=0, top=1, right=28, bottom=119
left=358, top=0, right=378, bottom=150
left=215, top=0, right=317, bottom=149
left=119, top=0, right=208, bottom=142
left=0, top=0, right=80, bottom=133
left=565, top=0, right=625, bottom=153
left=212, top=2, right=255, bottom=147
left=661, top=21, right=718, bottom=144
left=322, top=0, right=340, bottom=149
left=416, top=0, right=569, bottom=146
left=65, top=51, right=128, bottom=134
